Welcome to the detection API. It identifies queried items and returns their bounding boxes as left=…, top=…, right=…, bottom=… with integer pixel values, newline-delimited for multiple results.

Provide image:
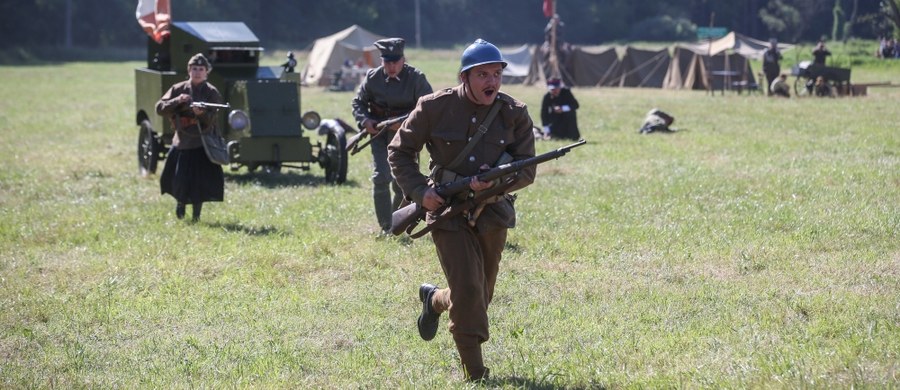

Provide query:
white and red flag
left=136, top=0, right=171, bottom=44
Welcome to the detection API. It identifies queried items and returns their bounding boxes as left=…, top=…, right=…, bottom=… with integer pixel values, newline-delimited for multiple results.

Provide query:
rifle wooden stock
left=346, top=113, right=410, bottom=155
left=389, top=139, right=587, bottom=237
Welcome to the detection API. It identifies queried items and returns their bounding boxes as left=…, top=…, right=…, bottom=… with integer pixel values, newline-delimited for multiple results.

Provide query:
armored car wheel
left=137, top=119, right=160, bottom=177
left=322, top=132, right=348, bottom=184
left=262, top=163, right=282, bottom=174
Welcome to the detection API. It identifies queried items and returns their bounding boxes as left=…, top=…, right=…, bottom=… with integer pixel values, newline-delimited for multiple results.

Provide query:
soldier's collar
left=383, top=66, right=407, bottom=83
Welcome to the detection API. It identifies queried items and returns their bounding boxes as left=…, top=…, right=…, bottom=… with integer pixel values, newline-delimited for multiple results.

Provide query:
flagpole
left=549, top=0, right=560, bottom=79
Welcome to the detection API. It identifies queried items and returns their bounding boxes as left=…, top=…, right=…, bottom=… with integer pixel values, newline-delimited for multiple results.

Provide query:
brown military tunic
left=156, top=80, right=222, bottom=150
left=388, top=85, right=536, bottom=350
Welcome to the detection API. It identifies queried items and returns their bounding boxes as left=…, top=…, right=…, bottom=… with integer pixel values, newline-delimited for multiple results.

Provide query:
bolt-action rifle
left=346, top=114, right=410, bottom=155
left=390, top=139, right=586, bottom=238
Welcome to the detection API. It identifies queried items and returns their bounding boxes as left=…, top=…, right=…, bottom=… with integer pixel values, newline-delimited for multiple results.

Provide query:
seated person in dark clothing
left=540, top=78, right=580, bottom=140
left=812, top=41, right=831, bottom=66
left=814, top=76, right=834, bottom=97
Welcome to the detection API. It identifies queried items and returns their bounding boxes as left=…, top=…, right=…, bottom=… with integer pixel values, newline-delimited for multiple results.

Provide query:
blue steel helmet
left=459, top=39, right=507, bottom=73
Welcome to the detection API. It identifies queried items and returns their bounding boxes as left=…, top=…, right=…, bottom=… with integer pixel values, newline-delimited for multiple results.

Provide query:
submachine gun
left=390, top=139, right=587, bottom=239
left=345, top=113, right=409, bottom=155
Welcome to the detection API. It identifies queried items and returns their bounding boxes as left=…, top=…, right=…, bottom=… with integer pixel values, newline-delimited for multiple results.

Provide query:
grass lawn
left=0, top=50, right=898, bottom=388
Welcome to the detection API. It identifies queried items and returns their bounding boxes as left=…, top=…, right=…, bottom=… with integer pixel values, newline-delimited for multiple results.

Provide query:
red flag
left=136, top=0, right=171, bottom=44
left=542, top=0, right=553, bottom=18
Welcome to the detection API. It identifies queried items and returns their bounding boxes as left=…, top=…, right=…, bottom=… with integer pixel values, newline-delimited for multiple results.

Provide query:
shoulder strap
left=446, top=98, right=504, bottom=170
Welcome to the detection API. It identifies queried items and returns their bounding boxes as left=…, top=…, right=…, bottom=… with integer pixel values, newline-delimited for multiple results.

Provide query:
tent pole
left=706, top=12, right=714, bottom=95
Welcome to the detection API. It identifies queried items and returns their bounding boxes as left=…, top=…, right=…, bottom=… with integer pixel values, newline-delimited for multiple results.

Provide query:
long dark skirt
left=160, top=146, right=224, bottom=203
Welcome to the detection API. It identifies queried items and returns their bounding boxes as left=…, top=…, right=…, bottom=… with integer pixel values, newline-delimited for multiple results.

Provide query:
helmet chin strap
left=462, top=77, right=477, bottom=104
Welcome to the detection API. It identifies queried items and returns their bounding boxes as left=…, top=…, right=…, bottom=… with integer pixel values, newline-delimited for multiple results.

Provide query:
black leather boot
left=192, top=202, right=202, bottom=222
left=175, top=203, right=186, bottom=220
left=417, top=283, right=440, bottom=341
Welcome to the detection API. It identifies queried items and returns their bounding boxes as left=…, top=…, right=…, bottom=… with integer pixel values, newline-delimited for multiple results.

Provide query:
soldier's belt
left=178, top=117, right=199, bottom=128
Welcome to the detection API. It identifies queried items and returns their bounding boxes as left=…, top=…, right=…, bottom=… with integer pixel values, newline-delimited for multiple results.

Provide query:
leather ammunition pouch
left=368, top=102, right=406, bottom=120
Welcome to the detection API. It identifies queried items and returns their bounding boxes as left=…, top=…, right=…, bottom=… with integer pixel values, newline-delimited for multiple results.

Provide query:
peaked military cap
left=374, top=38, right=405, bottom=61
left=187, top=53, right=212, bottom=71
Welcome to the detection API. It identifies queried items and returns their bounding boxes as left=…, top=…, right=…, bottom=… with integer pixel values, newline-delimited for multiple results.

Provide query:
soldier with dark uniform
left=388, top=39, right=537, bottom=381
left=281, top=51, right=297, bottom=73
left=352, top=38, right=433, bottom=235
left=157, top=53, right=225, bottom=222
left=762, top=39, right=783, bottom=96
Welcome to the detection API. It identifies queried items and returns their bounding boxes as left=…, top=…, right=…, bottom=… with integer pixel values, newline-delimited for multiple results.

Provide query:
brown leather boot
left=457, top=343, right=488, bottom=382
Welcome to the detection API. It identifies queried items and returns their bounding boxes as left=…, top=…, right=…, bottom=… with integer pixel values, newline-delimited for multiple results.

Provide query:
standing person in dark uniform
left=812, top=40, right=831, bottom=66
left=281, top=51, right=297, bottom=73
left=388, top=39, right=536, bottom=381
left=762, top=39, right=783, bottom=96
left=540, top=78, right=580, bottom=140
left=157, top=53, right=224, bottom=222
left=352, top=38, right=432, bottom=235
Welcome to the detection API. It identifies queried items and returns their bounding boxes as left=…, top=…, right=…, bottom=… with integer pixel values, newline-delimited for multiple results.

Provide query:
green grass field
left=1, top=50, right=898, bottom=388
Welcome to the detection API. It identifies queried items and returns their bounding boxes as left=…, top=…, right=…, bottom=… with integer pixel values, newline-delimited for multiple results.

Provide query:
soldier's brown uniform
left=156, top=79, right=222, bottom=150
left=388, top=84, right=536, bottom=376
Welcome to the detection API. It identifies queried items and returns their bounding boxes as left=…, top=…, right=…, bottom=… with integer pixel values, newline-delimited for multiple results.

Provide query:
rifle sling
left=444, top=97, right=504, bottom=172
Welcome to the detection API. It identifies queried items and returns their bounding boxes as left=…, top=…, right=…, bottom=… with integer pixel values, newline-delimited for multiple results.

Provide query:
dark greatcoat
left=540, top=88, right=580, bottom=140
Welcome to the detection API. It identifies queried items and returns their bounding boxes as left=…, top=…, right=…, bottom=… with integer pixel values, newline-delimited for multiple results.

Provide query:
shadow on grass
left=203, top=221, right=290, bottom=237
left=488, top=375, right=603, bottom=390
left=225, top=170, right=360, bottom=188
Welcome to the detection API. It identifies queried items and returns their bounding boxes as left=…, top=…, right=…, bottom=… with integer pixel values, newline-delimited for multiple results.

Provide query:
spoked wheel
left=322, top=132, right=348, bottom=184
left=137, top=119, right=160, bottom=177
left=794, top=76, right=812, bottom=97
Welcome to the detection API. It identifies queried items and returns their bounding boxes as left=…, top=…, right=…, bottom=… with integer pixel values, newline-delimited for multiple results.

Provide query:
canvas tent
left=617, top=47, right=670, bottom=88
left=301, top=25, right=385, bottom=86
left=680, top=31, right=794, bottom=60
left=524, top=45, right=621, bottom=87
left=570, top=46, right=621, bottom=87
left=662, top=32, right=791, bottom=91
left=663, top=46, right=757, bottom=90
left=500, top=44, right=533, bottom=84
left=663, top=32, right=793, bottom=91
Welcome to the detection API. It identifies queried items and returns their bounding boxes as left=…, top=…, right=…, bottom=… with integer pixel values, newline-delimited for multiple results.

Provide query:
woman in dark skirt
left=156, top=53, right=224, bottom=221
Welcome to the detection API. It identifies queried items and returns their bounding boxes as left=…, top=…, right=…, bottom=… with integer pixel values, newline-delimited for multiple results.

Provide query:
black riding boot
left=192, top=202, right=202, bottom=222
left=176, top=203, right=186, bottom=220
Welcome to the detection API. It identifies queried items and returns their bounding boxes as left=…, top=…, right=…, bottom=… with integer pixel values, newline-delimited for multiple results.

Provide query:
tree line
left=1, top=0, right=897, bottom=52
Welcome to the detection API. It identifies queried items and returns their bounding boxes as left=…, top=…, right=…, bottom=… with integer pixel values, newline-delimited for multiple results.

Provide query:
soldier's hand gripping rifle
left=190, top=101, right=231, bottom=110
left=390, top=139, right=587, bottom=239
left=346, top=114, right=409, bottom=156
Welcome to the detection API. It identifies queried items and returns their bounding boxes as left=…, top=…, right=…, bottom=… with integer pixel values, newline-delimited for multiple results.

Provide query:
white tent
left=301, top=25, right=386, bottom=86
left=501, top=44, right=533, bottom=84
left=680, top=31, right=794, bottom=60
